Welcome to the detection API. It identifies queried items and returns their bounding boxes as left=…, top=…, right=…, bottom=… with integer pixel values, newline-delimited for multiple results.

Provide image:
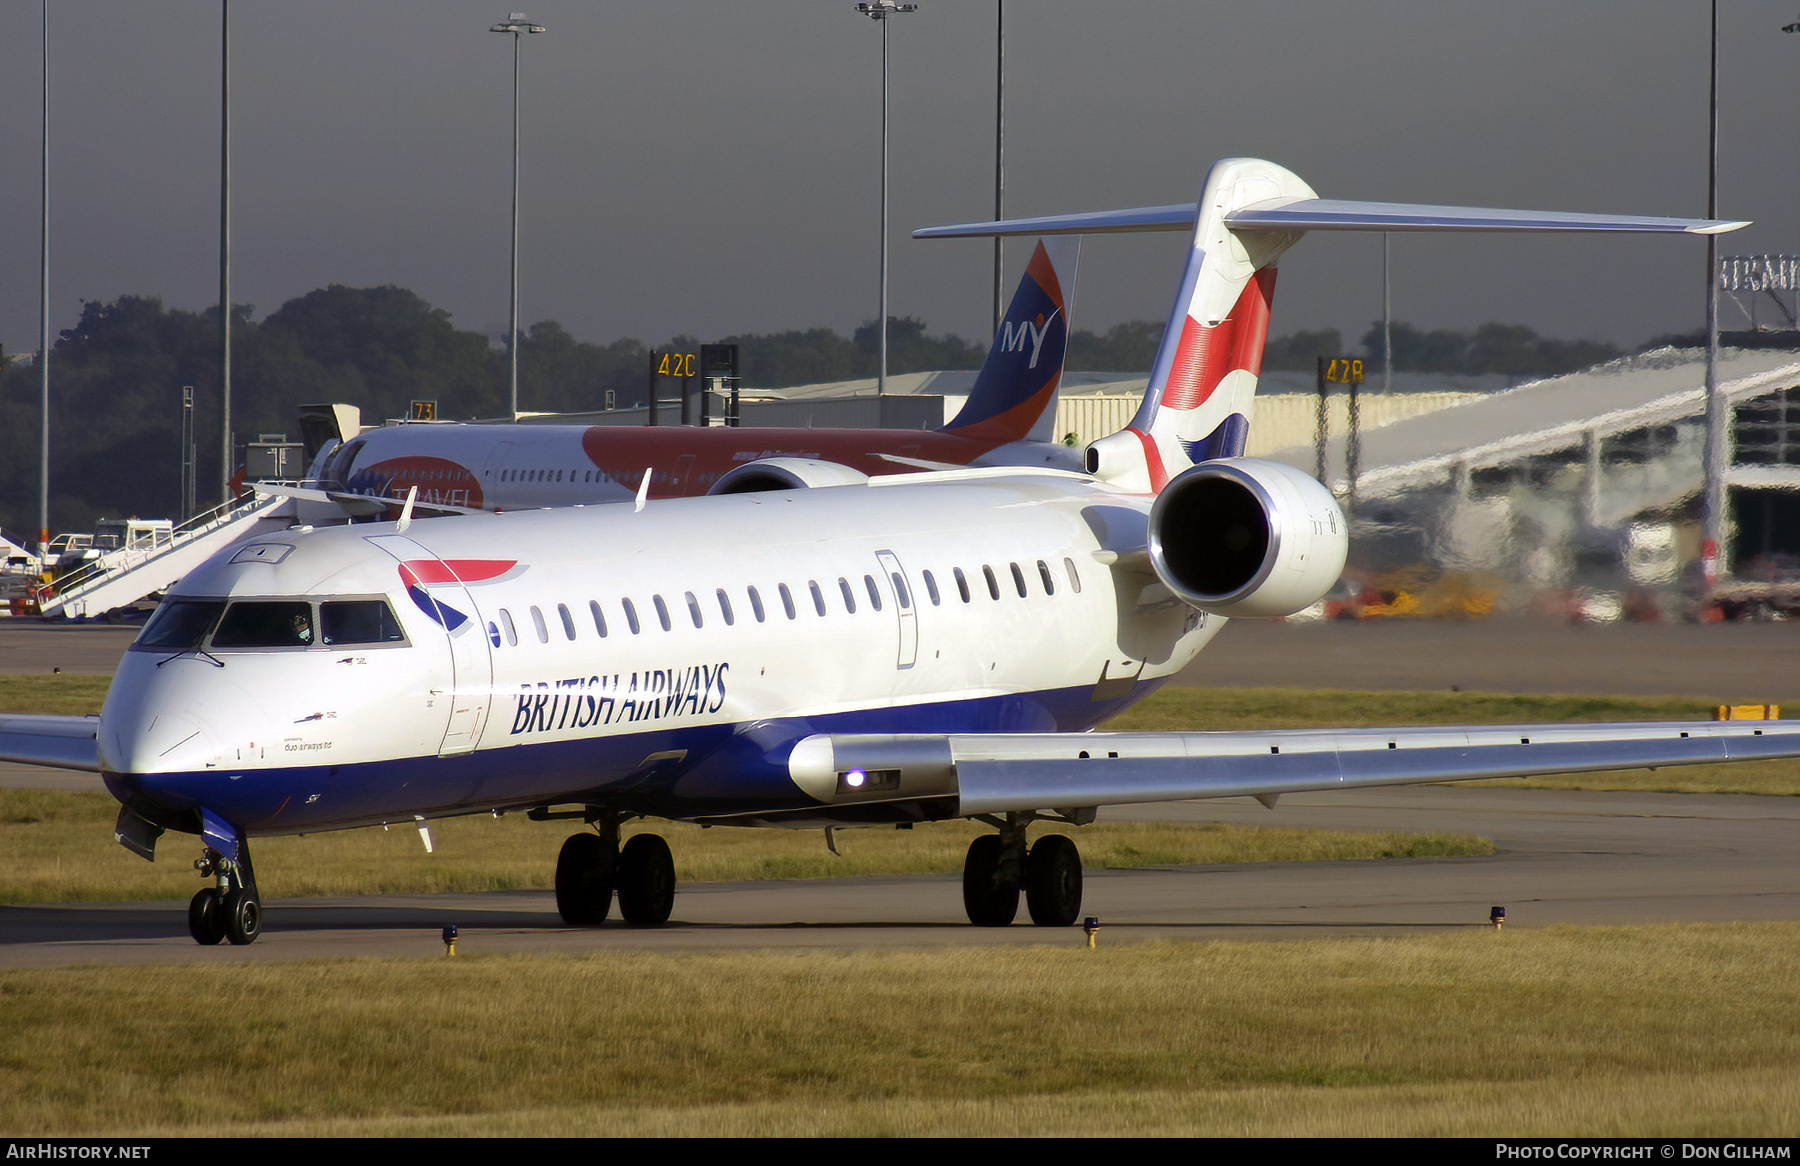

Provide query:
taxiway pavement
left=4, top=786, right=1793, bottom=966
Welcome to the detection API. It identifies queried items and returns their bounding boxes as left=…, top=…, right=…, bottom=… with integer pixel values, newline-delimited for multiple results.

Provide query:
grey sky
left=4, top=1, right=1799, bottom=366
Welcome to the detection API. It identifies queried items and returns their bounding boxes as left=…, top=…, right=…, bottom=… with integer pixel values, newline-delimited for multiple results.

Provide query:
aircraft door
left=480, top=441, right=514, bottom=509
left=365, top=534, right=495, bottom=756
left=875, top=549, right=918, bottom=670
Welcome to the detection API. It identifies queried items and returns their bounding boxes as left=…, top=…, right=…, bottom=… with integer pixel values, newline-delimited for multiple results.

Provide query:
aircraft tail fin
left=1086, top=158, right=1313, bottom=492
left=939, top=236, right=1080, bottom=444
left=917, top=156, right=1746, bottom=493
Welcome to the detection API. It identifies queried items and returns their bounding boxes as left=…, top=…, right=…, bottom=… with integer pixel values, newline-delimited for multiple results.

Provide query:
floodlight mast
left=490, top=13, right=546, bottom=420
left=856, top=1, right=918, bottom=399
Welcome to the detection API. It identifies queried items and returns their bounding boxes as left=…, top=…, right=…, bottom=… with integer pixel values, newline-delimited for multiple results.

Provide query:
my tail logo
left=999, top=307, right=1062, bottom=369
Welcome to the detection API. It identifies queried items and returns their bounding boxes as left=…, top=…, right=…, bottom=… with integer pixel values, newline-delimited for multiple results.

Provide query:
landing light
left=834, top=767, right=901, bottom=795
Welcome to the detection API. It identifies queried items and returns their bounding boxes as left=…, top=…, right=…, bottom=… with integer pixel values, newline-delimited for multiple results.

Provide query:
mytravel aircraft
left=293, top=237, right=1083, bottom=518
left=6, top=158, right=1794, bottom=947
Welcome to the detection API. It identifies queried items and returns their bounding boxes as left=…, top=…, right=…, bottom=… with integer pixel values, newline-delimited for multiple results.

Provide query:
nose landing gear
left=187, top=841, right=261, bottom=945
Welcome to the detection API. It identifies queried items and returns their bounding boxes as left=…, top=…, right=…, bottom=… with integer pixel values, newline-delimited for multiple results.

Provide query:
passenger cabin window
left=685, top=591, right=704, bottom=629
left=748, top=586, right=766, bottom=623
left=623, top=598, right=641, bottom=635
left=1011, top=562, right=1028, bottom=598
left=838, top=577, right=856, bottom=614
left=653, top=595, right=672, bottom=631
left=808, top=581, right=827, bottom=617
left=321, top=601, right=405, bottom=645
left=890, top=572, right=911, bottom=608
left=213, top=601, right=314, bottom=648
left=1064, top=557, right=1082, bottom=593
left=779, top=584, right=797, bottom=620
left=1037, top=560, right=1056, bottom=596
left=589, top=600, right=608, bottom=637
left=499, top=608, right=519, bottom=646
left=716, top=588, right=735, bottom=626
left=863, top=575, right=883, bottom=612
left=954, top=567, right=971, bottom=603
left=530, top=606, right=549, bottom=643
left=558, top=603, right=577, bottom=640
left=983, top=565, right=1001, bottom=601
left=922, top=570, right=940, bottom=606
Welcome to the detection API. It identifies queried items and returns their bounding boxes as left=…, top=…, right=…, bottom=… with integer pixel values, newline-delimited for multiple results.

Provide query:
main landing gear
left=554, top=812, right=676, bottom=927
left=188, top=839, right=261, bottom=946
left=962, top=812, right=1086, bottom=927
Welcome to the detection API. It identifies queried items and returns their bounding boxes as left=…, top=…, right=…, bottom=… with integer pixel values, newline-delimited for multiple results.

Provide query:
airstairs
left=37, top=490, right=297, bottom=620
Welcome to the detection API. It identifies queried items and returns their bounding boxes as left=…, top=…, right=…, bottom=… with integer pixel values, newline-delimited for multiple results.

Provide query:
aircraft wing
left=789, top=720, right=1800, bottom=816
left=0, top=714, right=101, bottom=773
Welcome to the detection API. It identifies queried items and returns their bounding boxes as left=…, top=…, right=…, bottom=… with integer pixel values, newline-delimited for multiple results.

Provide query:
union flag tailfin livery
left=2, top=158, right=1776, bottom=946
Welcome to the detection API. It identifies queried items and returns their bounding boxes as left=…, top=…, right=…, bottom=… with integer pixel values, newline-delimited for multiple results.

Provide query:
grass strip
left=2, top=924, right=1794, bottom=1136
left=0, top=789, right=1491, bottom=903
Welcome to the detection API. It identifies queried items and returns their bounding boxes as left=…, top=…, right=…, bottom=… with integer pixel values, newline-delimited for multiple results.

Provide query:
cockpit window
left=134, top=600, right=225, bottom=650
left=320, top=601, right=406, bottom=645
left=212, top=601, right=316, bottom=648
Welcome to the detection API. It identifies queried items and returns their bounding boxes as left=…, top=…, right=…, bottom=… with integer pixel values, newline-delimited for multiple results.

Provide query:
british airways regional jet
left=5, top=158, right=1794, bottom=947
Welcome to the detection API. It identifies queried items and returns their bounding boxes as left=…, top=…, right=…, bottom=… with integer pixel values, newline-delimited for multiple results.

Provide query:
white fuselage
left=100, top=470, right=1221, bottom=839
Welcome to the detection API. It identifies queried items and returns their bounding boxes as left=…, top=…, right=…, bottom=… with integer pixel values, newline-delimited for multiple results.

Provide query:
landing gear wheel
left=962, top=834, right=1020, bottom=926
left=1025, top=834, right=1083, bottom=926
left=616, top=834, right=675, bottom=926
left=555, top=832, right=616, bottom=925
left=222, top=888, right=261, bottom=946
left=188, top=888, right=226, bottom=945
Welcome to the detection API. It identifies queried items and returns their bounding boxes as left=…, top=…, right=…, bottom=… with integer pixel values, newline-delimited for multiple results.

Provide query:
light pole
left=993, top=1, right=1004, bottom=335
left=490, top=12, right=545, bottom=419
left=220, top=0, right=232, bottom=506
left=1701, top=0, right=1724, bottom=598
left=856, top=1, right=917, bottom=398
left=37, top=0, right=49, bottom=553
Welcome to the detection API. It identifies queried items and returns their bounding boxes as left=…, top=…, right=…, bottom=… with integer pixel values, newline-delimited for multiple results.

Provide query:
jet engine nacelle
left=1147, top=458, right=1347, bottom=618
left=709, top=458, right=872, bottom=495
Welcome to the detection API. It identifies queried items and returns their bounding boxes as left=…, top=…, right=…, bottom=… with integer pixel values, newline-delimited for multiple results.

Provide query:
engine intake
left=709, top=458, right=871, bottom=495
left=1147, top=458, right=1347, bottom=618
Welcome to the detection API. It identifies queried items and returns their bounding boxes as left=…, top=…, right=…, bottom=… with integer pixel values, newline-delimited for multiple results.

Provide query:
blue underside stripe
left=105, top=678, right=1169, bottom=837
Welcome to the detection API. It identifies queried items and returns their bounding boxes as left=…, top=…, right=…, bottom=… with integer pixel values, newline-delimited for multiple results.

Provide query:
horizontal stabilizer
left=1229, top=198, right=1749, bottom=235
left=915, top=200, right=1747, bottom=239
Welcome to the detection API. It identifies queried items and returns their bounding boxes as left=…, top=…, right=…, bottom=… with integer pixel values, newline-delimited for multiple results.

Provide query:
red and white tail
left=1084, top=158, right=1313, bottom=492
left=916, top=155, right=1745, bottom=495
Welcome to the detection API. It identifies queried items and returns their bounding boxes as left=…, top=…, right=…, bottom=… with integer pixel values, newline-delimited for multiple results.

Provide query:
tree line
left=0, top=282, right=1626, bottom=539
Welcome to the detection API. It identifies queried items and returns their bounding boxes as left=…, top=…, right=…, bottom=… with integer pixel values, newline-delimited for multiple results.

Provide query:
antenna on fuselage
left=396, top=485, right=418, bottom=532
left=634, top=468, right=652, bottom=513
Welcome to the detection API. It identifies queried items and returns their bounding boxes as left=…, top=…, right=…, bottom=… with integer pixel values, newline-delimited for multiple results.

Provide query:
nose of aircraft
left=98, top=654, right=269, bottom=818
